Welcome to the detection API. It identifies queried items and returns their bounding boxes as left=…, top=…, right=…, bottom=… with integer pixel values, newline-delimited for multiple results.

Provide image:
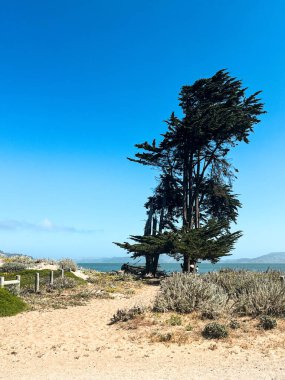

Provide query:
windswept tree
left=116, top=70, right=265, bottom=272
left=114, top=233, right=176, bottom=276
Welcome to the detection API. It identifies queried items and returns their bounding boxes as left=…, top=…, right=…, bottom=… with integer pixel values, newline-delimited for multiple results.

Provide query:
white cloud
left=0, top=219, right=96, bottom=234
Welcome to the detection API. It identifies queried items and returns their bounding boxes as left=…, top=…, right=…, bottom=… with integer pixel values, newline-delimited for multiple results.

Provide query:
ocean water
left=78, top=262, right=285, bottom=273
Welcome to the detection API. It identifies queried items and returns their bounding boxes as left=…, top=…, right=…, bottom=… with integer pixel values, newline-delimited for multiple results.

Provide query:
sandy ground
left=1, top=285, right=285, bottom=380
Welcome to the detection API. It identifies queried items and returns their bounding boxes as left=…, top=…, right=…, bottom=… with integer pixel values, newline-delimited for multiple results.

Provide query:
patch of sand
left=1, top=286, right=285, bottom=380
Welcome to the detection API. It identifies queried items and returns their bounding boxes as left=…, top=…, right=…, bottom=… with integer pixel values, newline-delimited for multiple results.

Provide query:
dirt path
left=1, top=285, right=285, bottom=380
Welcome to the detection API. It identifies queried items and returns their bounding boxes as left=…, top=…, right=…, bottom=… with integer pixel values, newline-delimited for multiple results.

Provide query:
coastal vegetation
left=0, top=258, right=142, bottom=313
left=115, top=70, right=265, bottom=274
left=0, top=288, right=27, bottom=317
left=110, top=270, right=284, bottom=343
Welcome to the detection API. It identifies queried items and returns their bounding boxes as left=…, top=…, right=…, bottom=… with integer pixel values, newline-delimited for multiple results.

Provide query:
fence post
left=16, top=275, right=21, bottom=293
left=280, top=276, right=285, bottom=286
left=0, top=277, right=4, bottom=288
left=50, top=270, right=54, bottom=286
left=61, top=269, right=64, bottom=279
left=35, top=272, right=40, bottom=293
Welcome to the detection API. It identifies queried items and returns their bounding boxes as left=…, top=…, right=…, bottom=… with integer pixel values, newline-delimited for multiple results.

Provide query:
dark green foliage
left=0, top=288, right=27, bottom=317
left=170, top=220, right=242, bottom=264
left=259, top=316, right=277, bottom=330
left=202, top=322, right=228, bottom=339
left=117, top=70, right=265, bottom=271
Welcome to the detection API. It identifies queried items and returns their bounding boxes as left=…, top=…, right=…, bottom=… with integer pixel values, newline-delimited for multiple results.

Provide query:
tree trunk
left=182, top=254, right=190, bottom=272
left=152, top=254, right=160, bottom=277
left=145, top=255, right=152, bottom=274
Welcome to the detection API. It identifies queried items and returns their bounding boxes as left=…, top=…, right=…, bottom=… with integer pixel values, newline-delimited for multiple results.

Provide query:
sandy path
left=1, top=285, right=285, bottom=380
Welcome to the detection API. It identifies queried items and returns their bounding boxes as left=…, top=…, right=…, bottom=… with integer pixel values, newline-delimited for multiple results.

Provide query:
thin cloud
left=0, top=218, right=97, bottom=234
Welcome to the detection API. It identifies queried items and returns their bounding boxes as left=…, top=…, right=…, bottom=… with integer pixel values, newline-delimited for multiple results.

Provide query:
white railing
left=0, top=275, right=21, bottom=292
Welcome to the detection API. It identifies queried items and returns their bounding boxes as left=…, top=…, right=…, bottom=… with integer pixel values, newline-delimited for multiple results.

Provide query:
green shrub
left=167, top=315, right=182, bottom=326
left=202, top=322, right=228, bottom=339
left=185, top=324, right=193, bottom=331
left=154, top=273, right=227, bottom=314
left=58, top=258, right=77, bottom=272
left=109, top=305, right=145, bottom=325
left=258, top=316, right=277, bottom=330
left=0, top=288, right=27, bottom=317
left=1, top=262, right=27, bottom=272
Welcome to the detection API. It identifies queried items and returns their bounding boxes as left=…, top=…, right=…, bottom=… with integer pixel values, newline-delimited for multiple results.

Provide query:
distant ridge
left=79, top=252, right=285, bottom=264
left=222, top=252, right=285, bottom=263
left=77, top=255, right=177, bottom=264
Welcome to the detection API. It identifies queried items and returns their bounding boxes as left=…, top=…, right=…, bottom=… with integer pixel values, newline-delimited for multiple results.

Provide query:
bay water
left=78, top=262, right=285, bottom=273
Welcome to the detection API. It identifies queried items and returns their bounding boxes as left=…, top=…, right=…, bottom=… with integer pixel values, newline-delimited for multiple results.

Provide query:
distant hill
left=222, top=252, right=285, bottom=263
left=77, top=255, right=177, bottom=264
left=80, top=252, right=285, bottom=264
left=0, top=250, right=32, bottom=258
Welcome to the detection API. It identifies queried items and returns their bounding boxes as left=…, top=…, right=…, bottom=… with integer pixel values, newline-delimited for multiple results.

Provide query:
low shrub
left=202, top=322, right=228, bottom=339
left=201, top=310, right=220, bottom=320
left=185, top=324, right=193, bottom=331
left=232, top=279, right=285, bottom=317
left=258, top=316, right=277, bottom=330
left=154, top=273, right=227, bottom=314
left=0, top=288, right=27, bottom=317
left=109, top=305, right=145, bottom=325
left=229, top=319, right=240, bottom=329
left=58, top=258, right=77, bottom=272
left=156, top=333, right=172, bottom=342
left=167, top=315, right=182, bottom=326
left=51, top=277, right=77, bottom=290
left=1, top=262, right=27, bottom=272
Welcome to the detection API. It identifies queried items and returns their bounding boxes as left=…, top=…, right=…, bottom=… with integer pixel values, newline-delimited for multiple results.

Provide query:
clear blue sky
left=0, top=0, right=284, bottom=260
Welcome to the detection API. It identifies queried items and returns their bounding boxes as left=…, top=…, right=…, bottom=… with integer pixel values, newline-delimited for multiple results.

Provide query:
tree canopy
left=115, top=70, right=265, bottom=274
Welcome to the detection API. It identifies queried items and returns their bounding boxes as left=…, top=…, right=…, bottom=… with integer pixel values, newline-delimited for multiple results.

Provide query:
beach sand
left=1, top=284, right=285, bottom=380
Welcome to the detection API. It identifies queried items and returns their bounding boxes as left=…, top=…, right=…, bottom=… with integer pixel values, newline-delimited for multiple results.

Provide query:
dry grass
left=10, top=271, right=144, bottom=312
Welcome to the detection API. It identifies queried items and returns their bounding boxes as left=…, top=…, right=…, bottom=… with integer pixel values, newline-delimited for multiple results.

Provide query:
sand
left=1, top=285, right=285, bottom=380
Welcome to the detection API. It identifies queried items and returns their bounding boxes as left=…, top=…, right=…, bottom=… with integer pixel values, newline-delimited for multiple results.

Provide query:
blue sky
left=0, top=0, right=284, bottom=260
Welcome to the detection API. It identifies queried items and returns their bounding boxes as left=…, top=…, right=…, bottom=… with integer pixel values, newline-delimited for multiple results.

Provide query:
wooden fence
left=0, top=275, right=21, bottom=292
left=0, top=269, right=68, bottom=293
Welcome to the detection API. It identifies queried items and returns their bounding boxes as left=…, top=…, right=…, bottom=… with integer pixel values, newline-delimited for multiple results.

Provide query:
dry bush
left=258, top=315, right=277, bottom=330
left=109, top=305, right=145, bottom=325
left=204, top=270, right=260, bottom=297
left=150, top=331, right=189, bottom=344
left=50, top=277, right=77, bottom=290
left=58, top=258, right=77, bottom=271
left=154, top=273, right=227, bottom=314
left=1, top=262, right=27, bottom=272
left=232, top=278, right=285, bottom=317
